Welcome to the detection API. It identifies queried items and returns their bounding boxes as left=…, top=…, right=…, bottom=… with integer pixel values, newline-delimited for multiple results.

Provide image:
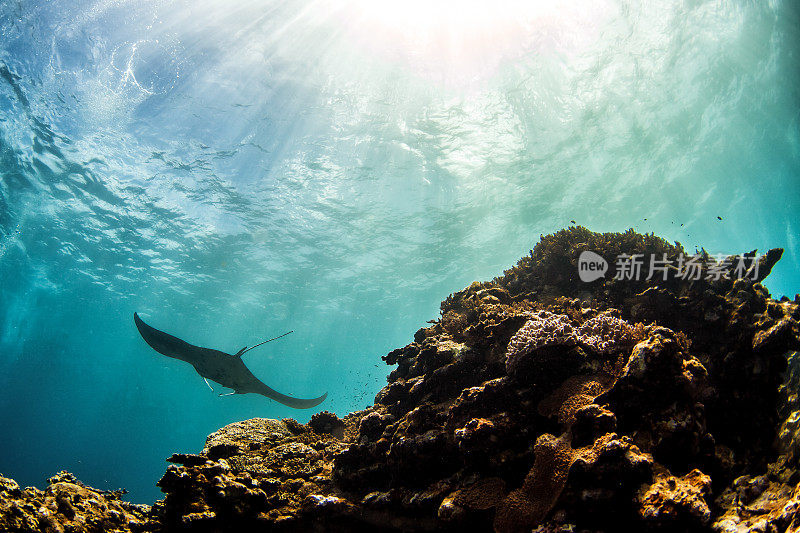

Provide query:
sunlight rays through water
left=0, top=0, right=798, bottom=502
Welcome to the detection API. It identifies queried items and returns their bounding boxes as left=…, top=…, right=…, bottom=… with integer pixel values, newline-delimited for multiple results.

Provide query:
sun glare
left=353, top=0, right=561, bottom=31
left=331, top=0, right=611, bottom=86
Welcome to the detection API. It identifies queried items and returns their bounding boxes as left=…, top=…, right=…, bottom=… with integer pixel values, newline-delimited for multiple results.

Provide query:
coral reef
left=1, top=227, right=798, bottom=532
left=0, top=472, right=155, bottom=532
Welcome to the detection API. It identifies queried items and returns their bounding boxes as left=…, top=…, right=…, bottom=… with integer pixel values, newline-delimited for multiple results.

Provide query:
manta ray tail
left=237, top=330, right=293, bottom=356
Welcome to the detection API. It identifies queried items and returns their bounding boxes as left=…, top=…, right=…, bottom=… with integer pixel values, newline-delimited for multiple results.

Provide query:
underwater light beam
left=332, top=0, right=613, bottom=86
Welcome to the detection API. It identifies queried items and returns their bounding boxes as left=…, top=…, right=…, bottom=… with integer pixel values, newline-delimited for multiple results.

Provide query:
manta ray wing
left=133, top=312, right=327, bottom=409
left=134, top=312, right=201, bottom=362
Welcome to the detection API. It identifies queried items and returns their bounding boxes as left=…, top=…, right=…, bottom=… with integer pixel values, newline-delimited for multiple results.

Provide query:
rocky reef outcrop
left=0, top=472, right=154, bottom=532
left=2, top=227, right=799, bottom=532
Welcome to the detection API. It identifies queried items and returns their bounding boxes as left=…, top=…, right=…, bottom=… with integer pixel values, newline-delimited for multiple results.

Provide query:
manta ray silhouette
left=133, top=313, right=327, bottom=409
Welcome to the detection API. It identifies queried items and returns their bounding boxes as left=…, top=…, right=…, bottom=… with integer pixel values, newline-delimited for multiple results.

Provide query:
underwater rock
left=308, top=411, right=346, bottom=440
left=1, top=227, right=798, bottom=532
left=638, top=468, right=713, bottom=527
left=712, top=474, right=800, bottom=533
left=0, top=472, right=155, bottom=532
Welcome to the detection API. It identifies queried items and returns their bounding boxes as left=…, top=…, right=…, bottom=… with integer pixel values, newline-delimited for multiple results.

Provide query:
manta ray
left=133, top=312, right=327, bottom=409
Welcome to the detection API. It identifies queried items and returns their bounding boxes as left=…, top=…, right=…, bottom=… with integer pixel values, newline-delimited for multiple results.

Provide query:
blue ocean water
left=0, top=0, right=798, bottom=503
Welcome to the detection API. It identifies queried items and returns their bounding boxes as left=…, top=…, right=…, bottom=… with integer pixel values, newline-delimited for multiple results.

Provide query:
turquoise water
left=0, top=0, right=798, bottom=503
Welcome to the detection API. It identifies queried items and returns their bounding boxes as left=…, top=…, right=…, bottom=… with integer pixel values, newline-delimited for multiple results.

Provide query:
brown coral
left=494, top=433, right=576, bottom=533
left=438, top=477, right=506, bottom=523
